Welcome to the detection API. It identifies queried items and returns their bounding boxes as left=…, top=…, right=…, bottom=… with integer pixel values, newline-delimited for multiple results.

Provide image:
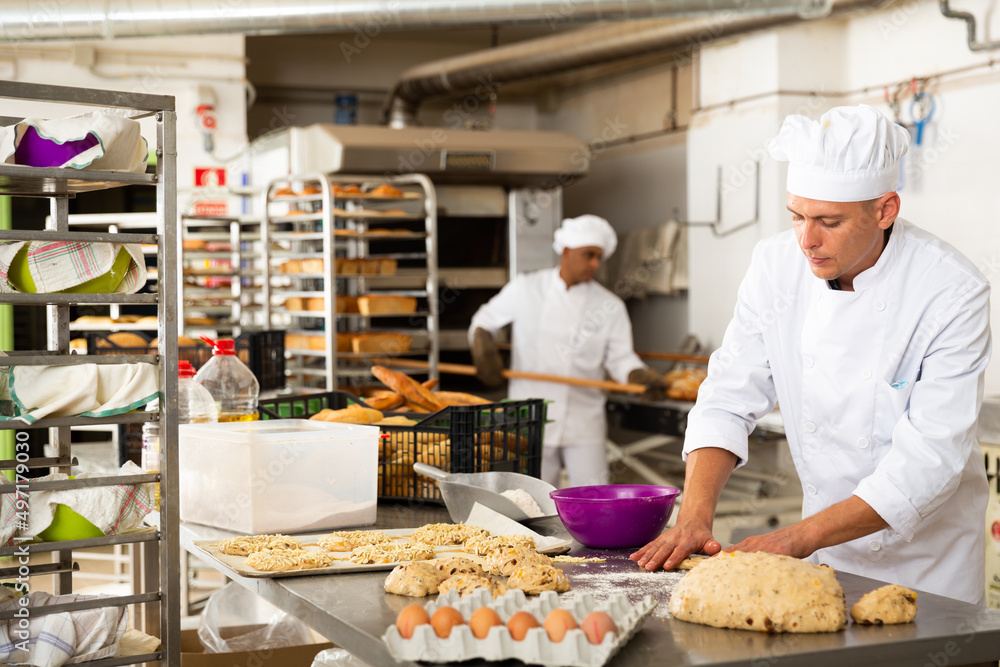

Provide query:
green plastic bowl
left=37, top=503, right=104, bottom=542
left=8, top=245, right=132, bottom=294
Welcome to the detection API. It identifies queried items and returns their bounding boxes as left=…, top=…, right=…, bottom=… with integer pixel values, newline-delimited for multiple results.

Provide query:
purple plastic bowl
left=14, top=126, right=100, bottom=168
left=550, top=484, right=680, bottom=549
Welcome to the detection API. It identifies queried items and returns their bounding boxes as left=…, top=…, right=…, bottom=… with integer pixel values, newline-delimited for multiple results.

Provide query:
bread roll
left=96, top=332, right=149, bottom=350
left=370, top=184, right=403, bottom=197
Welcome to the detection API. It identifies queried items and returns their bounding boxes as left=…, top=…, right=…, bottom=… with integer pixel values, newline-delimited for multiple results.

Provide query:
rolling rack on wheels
left=0, top=80, right=179, bottom=665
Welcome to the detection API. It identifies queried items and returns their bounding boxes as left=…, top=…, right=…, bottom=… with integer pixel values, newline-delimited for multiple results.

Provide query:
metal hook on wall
left=674, top=161, right=760, bottom=238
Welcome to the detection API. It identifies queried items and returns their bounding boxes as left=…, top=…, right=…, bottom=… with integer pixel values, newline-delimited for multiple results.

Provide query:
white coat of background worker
left=468, top=215, right=666, bottom=488
left=632, top=104, right=992, bottom=605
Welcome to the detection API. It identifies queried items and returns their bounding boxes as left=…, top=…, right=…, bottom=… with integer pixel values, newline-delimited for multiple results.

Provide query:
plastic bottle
left=143, top=360, right=219, bottom=506
left=194, top=338, right=260, bottom=422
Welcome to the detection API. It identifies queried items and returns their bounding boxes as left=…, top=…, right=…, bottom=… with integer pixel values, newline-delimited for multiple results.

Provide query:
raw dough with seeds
left=384, top=561, right=448, bottom=597
left=318, top=530, right=391, bottom=552
left=435, top=557, right=486, bottom=579
left=438, top=574, right=508, bottom=599
left=507, top=564, right=571, bottom=594
left=217, top=534, right=301, bottom=556
left=245, top=549, right=336, bottom=572
left=668, top=551, right=847, bottom=633
left=409, top=523, right=489, bottom=545
left=485, top=546, right=552, bottom=576
left=463, top=534, right=535, bottom=556
left=850, top=585, right=917, bottom=625
left=349, top=542, right=435, bottom=564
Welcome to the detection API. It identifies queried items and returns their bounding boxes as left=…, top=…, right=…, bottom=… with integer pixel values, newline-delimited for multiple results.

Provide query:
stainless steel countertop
left=182, top=505, right=1000, bottom=667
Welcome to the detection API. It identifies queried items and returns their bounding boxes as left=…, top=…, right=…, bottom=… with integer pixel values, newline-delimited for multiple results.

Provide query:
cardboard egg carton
left=382, top=588, right=657, bottom=667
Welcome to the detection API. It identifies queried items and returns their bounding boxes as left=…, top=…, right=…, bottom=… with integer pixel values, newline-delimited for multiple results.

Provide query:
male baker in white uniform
left=469, top=215, right=666, bottom=488
left=632, top=105, right=991, bottom=604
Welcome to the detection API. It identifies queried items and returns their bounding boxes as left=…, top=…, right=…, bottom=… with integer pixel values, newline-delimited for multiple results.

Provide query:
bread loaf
left=309, top=405, right=384, bottom=424
left=378, top=258, right=398, bottom=275
left=300, top=258, right=324, bottom=274
left=357, top=295, right=417, bottom=316
left=352, top=333, right=412, bottom=355
left=360, top=259, right=380, bottom=275
left=96, top=332, right=149, bottom=349
left=307, top=334, right=327, bottom=350
left=435, top=391, right=491, bottom=406
left=668, top=551, right=847, bottom=633
left=364, top=392, right=405, bottom=411
left=371, top=365, right=446, bottom=412
left=334, top=296, right=358, bottom=313
left=338, top=259, right=359, bottom=275
left=284, top=297, right=306, bottom=311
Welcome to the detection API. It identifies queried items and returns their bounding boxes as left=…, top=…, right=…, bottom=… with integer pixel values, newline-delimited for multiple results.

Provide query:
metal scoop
left=413, top=463, right=558, bottom=524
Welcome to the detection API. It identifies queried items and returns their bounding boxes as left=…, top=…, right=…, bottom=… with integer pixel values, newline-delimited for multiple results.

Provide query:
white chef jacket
left=684, top=220, right=991, bottom=604
left=469, top=268, right=643, bottom=448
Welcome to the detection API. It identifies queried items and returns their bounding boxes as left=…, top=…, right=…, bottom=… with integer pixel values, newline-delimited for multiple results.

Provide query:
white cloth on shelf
left=598, top=220, right=688, bottom=298
left=3, top=362, right=158, bottom=425
left=0, top=110, right=148, bottom=172
left=0, top=591, right=129, bottom=667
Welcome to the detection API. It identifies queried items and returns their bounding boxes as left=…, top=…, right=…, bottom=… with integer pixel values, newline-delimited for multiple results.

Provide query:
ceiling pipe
left=1, top=0, right=832, bottom=42
left=384, top=0, right=885, bottom=127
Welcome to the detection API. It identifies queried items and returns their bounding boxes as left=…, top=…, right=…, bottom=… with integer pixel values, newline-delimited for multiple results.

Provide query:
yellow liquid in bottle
left=218, top=413, right=259, bottom=422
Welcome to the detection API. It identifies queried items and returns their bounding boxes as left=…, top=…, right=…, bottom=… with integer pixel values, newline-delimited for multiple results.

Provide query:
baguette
left=421, top=378, right=439, bottom=391
left=309, top=405, right=384, bottom=424
left=364, top=392, right=405, bottom=411
left=434, top=391, right=491, bottom=406
left=371, top=365, right=446, bottom=412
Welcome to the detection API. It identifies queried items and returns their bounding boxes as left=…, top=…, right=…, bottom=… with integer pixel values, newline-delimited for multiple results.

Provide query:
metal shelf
left=0, top=79, right=179, bottom=666
left=0, top=411, right=155, bottom=430
left=0, top=163, right=156, bottom=196
left=0, top=293, right=159, bottom=306
left=0, top=530, right=159, bottom=557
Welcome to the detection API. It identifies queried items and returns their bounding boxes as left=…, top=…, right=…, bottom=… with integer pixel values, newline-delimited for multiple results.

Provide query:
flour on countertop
left=500, top=489, right=544, bottom=517
left=559, top=566, right=687, bottom=619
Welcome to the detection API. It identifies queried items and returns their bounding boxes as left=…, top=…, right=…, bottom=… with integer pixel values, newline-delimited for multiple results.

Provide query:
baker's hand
left=471, top=327, right=505, bottom=388
left=627, top=367, right=667, bottom=402
left=724, top=524, right=814, bottom=560
left=629, top=517, right=723, bottom=571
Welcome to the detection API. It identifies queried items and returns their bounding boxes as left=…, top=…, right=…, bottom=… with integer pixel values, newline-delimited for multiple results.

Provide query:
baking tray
left=193, top=527, right=572, bottom=579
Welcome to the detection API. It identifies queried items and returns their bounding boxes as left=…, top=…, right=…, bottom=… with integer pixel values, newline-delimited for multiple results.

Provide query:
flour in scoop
left=500, top=489, right=544, bottom=517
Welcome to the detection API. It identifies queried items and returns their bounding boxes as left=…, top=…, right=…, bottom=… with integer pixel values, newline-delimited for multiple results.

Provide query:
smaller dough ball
left=507, top=564, right=571, bottom=595
left=851, top=584, right=917, bottom=626
left=384, top=561, right=447, bottom=597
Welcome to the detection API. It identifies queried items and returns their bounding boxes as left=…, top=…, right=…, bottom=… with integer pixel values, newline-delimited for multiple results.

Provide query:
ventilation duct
left=1, top=0, right=832, bottom=42
left=384, top=0, right=884, bottom=127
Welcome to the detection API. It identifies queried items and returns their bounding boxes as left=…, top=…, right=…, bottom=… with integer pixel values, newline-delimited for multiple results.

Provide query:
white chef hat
left=768, top=104, right=910, bottom=202
left=552, top=215, right=618, bottom=258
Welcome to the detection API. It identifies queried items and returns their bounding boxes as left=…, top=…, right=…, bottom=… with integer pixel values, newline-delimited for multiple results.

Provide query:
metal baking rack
left=0, top=80, right=179, bottom=666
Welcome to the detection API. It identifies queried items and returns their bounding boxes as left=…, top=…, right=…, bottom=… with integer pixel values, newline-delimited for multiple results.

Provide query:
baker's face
left=561, top=246, right=603, bottom=285
left=789, top=194, right=893, bottom=289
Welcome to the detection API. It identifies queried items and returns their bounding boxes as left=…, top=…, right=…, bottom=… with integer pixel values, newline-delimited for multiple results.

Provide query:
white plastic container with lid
left=178, top=419, right=379, bottom=534
left=194, top=337, right=260, bottom=422
left=143, top=360, right=219, bottom=507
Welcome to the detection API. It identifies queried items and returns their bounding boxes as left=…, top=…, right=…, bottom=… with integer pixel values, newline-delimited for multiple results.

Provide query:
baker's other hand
left=723, top=524, right=812, bottom=560
left=627, top=367, right=667, bottom=402
left=472, top=327, right=505, bottom=388
left=629, top=517, right=723, bottom=571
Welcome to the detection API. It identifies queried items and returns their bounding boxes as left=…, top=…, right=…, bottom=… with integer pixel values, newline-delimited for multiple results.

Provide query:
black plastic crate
left=87, top=329, right=285, bottom=391
left=258, top=390, right=545, bottom=503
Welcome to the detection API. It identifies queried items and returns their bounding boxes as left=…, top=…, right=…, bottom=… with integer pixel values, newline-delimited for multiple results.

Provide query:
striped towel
left=0, top=462, right=155, bottom=548
left=0, top=590, right=129, bottom=666
left=0, top=241, right=146, bottom=294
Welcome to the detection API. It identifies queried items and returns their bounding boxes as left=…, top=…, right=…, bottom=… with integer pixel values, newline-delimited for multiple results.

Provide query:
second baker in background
left=468, top=214, right=665, bottom=488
